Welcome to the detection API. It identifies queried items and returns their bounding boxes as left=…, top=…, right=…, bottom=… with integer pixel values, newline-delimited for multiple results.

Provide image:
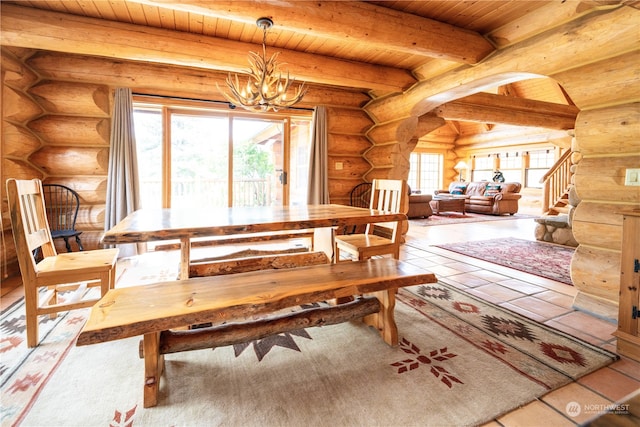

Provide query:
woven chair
left=350, top=182, right=372, bottom=208
left=6, top=178, right=119, bottom=347
left=344, top=182, right=373, bottom=235
left=335, top=179, right=407, bottom=261
left=42, top=183, right=84, bottom=252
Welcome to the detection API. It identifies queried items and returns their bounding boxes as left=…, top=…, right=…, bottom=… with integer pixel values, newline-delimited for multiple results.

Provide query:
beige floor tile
left=531, top=280, right=578, bottom=296
left=542, top=382, right=614, bottom=424
left=552, top=311, right=617, bottom=342
left=578, top=367, right=640, bottom=401
left=534, top=290, right=575, bottom=309
left=467, top=283, right=527, bottom=303
left=610, top=357, right=640, bottom=381
left=498, top=302, right=547, bottom=322
left=507, top=296, right=572, bottom=319
left=427, top=264, right=470, bottom=277
left=496, top=278, right=547, bottom=295
left=403, top=257, right=440, bottom=269
left=443, top=272, right=492, bottom=288
left=497, top=400, right=575, bottom=427
left=439, top=261, right=483, bottom=273
left=467, top=269, right=512, bottom=283
left=543, top=319, right=606, bottom=346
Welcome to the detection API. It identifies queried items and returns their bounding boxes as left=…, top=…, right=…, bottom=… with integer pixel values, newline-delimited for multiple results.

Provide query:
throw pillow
left=451, top=185, right=467, bottom=195
left=484, top=183, right=501, bottom=197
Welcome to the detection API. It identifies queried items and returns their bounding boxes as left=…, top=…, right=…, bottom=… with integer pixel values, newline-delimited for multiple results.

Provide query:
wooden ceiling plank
left=128, top=0, right=495, bottom=64
left=120, top=2, right=143, bottom=24
left=0, top=4, right=415, bottom=92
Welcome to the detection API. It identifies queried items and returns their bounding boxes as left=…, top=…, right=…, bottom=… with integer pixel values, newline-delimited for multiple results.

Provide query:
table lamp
left=454, top=161, right=469, bottom=181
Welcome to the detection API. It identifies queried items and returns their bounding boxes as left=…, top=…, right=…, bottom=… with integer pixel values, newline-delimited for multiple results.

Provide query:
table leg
left=179, top=237, right=190, bottom=280
left=313, top=227, right=335, bottom=263
left=143, top=332, right=164, bottom=408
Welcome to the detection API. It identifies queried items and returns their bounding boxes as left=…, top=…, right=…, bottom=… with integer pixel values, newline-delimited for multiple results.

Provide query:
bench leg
left=143, top=332, right=165, bottom=408
left=363, top=289, right=398, bottom=346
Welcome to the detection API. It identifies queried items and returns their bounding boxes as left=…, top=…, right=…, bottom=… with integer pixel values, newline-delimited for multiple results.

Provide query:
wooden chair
left=6, top=178, right=119, bottom=347
left=335, top=179, right=408, bottom=261
left=42, top=183, right=84, bottom=252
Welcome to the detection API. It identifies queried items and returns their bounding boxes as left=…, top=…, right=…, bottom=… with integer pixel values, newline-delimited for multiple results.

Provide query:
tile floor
left=402, top=217, right=640, bottom=426
left=2, top=216, right=638, bottom=426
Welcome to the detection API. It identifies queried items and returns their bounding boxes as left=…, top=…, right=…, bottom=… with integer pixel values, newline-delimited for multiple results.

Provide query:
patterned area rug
left=411, top=212, right=537, bottom=226
left=434, top=237, right=575, bottom=285
left=3, top=280, right=615, bottom=426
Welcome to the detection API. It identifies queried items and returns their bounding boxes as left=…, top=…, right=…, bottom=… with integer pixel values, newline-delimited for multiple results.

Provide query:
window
left=497, top=152, right=522, bottom=183
left=526, top=149, right=555, bottom=188
left=408, top=153, right=443, bottom=194
left=469, top=148, right=557, bottom=188
left=133, top=98, right=312, bottom=209
left=472, top=156, right=493, bottom=182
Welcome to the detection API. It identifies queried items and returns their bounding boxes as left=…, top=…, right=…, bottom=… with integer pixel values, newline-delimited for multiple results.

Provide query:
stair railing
left=540, top=150, right=572, bottom=215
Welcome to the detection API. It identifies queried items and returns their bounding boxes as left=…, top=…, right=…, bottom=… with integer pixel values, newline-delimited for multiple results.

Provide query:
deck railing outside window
left=140, top=178, right=273, bottom=209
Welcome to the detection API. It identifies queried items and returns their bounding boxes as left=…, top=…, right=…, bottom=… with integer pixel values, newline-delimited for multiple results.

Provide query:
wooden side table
left=429, top=196, right=466, bottom=215
left=614, top=209, right=640, bottom=362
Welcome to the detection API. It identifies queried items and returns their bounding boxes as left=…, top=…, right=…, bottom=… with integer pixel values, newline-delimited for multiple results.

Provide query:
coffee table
left=429, top=196, right=466, bottom=215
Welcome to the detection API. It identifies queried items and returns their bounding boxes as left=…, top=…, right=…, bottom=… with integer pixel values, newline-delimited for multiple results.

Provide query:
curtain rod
left=131, top=93, right=314, bottom=112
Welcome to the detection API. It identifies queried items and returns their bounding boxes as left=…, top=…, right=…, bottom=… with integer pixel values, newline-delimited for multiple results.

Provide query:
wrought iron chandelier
left=219, top=17, right=307, bottom=112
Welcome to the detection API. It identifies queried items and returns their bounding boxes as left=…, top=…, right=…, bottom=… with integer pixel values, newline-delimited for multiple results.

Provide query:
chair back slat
left=366, top=179, right=407, bottom=240
left=7, top=179, right=58, bottom=278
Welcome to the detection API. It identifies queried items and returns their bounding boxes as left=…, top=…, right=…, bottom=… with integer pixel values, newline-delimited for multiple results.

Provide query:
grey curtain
left=104, top=88, right=141, bottom=257
left=307, top=106, right=330, bottom=204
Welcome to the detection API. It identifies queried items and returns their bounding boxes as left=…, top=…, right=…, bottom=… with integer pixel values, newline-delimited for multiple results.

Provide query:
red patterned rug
left=434, top=237, right=575, bottom=285
left=3, top=279, right=615, bottom=426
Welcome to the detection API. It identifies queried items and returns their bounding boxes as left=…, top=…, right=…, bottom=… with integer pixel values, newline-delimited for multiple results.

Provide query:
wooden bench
left=189, top=251, right=330, bottom=277
left=153, top=230, right=315, bottom=252
left=76, top=259, right=437, bottom=407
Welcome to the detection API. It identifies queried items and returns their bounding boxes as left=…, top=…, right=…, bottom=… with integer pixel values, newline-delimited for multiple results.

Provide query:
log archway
left=363, top=5, right=640, bottom=320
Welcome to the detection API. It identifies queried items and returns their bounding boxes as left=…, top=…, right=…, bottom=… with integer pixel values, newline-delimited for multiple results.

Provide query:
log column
left=569, top=104, right=640, bottom=319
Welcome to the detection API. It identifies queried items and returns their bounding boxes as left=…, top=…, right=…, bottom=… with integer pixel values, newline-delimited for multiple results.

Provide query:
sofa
left=408, top=192, right=433, bottom=218
left=434, top=181, right=522, bottom=215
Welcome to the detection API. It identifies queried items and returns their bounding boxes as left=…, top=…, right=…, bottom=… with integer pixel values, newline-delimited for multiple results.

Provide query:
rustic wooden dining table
left=101, top=204, right=407, bottom=279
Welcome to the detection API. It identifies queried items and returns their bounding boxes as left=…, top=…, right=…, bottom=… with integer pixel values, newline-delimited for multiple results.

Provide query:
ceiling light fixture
left=218, top=17, right=307, bottom=112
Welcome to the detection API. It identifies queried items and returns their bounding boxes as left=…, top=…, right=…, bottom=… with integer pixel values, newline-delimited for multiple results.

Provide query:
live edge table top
left=101, top=204, right=407, bottom=245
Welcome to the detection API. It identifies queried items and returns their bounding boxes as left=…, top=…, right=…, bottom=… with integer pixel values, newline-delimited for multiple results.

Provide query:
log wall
left=363, top=5, right=640, bottom=319
left=1, top=49, right=372, bottom=281
left=1, top=48, right=112, bottom=282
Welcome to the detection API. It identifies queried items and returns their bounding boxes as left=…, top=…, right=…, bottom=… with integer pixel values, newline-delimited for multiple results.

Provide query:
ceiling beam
left=0, top=4, right=415, bottom=93
left=435, top=93, right=579, bottom=130
left=131, top=0, right=495, bottom=64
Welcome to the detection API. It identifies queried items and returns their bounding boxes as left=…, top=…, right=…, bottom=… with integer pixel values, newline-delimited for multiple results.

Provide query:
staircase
left=541, top=150, right=572, bottom=216
left=535, top=150, right=578, bottom=247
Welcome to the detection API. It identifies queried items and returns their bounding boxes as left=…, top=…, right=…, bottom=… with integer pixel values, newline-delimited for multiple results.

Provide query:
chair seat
left=336, top=233, right=393, bottom=249
left=36, top=248, right=119, bottom=278
left=335, top=233, right=398, bottom=260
